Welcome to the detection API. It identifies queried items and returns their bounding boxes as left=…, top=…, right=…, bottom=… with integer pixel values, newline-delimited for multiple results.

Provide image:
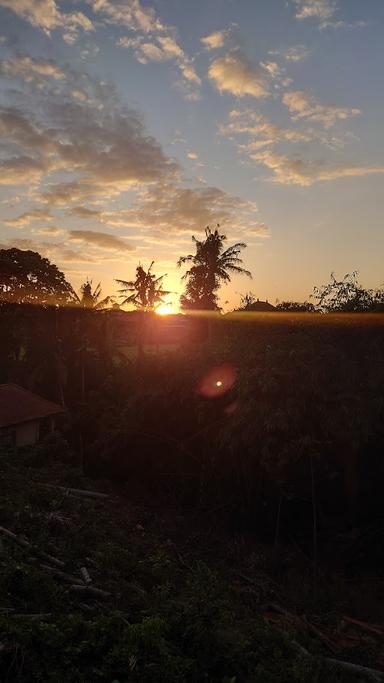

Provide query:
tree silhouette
left=115, top=262, right=170, bottom=311
left=76, top=279, right=113, bottom=309
left=178, top=225, right=251, bottom=310
left=0, top=248, right=76, bottom=306
left=312, top=272, right=375, bottom=312
left=275, top=301, right=315, bottom=312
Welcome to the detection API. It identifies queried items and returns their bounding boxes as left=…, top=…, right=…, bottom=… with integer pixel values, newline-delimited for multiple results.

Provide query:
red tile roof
left=0, top=384, right=65, bottom=428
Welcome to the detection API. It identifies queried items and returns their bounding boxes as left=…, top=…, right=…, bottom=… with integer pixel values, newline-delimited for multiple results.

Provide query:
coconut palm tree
left=178, top=225, right=251, bottom=310
left=115, top=262, right=170, bottom=311
left=77, top=280, right=113, bottom=309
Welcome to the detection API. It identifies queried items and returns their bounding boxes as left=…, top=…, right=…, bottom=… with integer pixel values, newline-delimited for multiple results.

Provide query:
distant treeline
left=1, top=242, right=383, bottom=313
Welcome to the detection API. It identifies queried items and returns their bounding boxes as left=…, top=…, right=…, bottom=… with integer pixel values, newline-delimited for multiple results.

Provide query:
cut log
left=0, top=526, right=30, bottom=549
left=80, top=566, right=92, bottom=585
left=38, top=484, right=109, bottom=500
left=39, top=564, right=83, bottom=585
left=68, top=585, right=112, bottom=600
left=0, top=526, right=65, bottom=567
left=12, top=613, right=52, bottom=620
left=38, top=551, right=65, bottom=568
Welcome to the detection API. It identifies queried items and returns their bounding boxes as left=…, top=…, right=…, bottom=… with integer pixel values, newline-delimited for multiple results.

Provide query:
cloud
left=250, top=149, right=384, bottom=186
left=201, top=29, right=229, bottom=50
left=86, top=0, right=165, bottom=33
left=117, top=35, right=201, bottom=93
left=0, top=0, right=93, bottom=41
left=220, top=109, right=314, bottom=152
left=33, top=225, right=63, bottom=236
left=208, top=51, right=269, bottom=98
left=7, top=238, right=94, bottom=263
left=0, top=156, right=48, bottom=185
left=118, top=34, right=201, bottom=94
left=87, top=182, right=268, bottom=239
left=260, top=61, right=283, bottom=79
left=0, top=56, right=66, bottom=83
left=269, top=46, right=310, bottom=63
left=292, top=0, right=337, bottom=21
left=70, top=206, right=103, bottom=219
left=283, top=90, right=360, bottom=128
left=0, top=55, right=267, bottom=253
left=68, top=230, right=135, bottom=252
left=290, top=1, right=366, bottom=30
left=0, top=62, right=177, bottom=196
left=4, top=208, right=53, bottom=227
left=90, top=0, right=200, bottom=97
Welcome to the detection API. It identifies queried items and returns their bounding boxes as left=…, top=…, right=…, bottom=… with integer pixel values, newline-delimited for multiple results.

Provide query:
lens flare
left=197, top=363, right=236, bottom=398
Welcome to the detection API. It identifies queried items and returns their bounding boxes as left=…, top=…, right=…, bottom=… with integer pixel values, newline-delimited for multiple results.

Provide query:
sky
left=0, top=0, right=383, bottom=310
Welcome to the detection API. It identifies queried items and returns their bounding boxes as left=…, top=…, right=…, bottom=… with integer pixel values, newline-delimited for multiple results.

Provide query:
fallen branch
left=302, top=615, right=339, bottom=654
left=38, top=484, right=109, bottom=500
left=343, top=616, right=384, bottom=638
left=39, top=563, right=83, bottom=585
left=0, top=526, right=64, bottom=567
left=68, top=585, right=112, bottom=600
left=38, top=551, right=66, bottom=568
left=12, top=613, right=52, bottom=620
left=291, top=639, right=384, bottom=682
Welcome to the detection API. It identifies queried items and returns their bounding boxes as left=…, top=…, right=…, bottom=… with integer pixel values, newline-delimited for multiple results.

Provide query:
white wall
left=15, top=421, right=40, bottom=448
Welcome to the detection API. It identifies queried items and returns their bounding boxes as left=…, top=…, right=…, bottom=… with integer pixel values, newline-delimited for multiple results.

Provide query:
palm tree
left=115, top=262, right=170, bottom=311
left=76, top=279, right=113, bottom=309
left=178, top=225, right=251, bottom=310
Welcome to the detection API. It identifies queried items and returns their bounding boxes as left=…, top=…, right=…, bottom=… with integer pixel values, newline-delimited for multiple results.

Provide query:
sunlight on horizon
left=156, top=303, right=179, bottom=316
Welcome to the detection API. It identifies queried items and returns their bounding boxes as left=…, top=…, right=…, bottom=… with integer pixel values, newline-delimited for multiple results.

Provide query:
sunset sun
left=156, top=303, right=177, bottom=316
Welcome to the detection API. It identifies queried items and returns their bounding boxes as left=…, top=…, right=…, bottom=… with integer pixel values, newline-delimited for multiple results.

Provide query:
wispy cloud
left=291, top=0, right=366, bottom=30
left=0, top=60, right=177, bottom=198
left=76, top=182, right=268, bottom=239
left=68, top=230, right=135, bottom=252
left=0, top=0, right=94, bottom=42
left=292, top=0, right=337, bottom=22
left=269, top=45, right=310, bottom=63
left=7, top=238, right=95, bottom=263
left=88, top=0, right=200, bottom=98
left=0, top=55, right=66, bottom=82
left=251, top=149, right=384, bottom=186
left=283, top=91, right=360, bottom=128
left=220, top=109, right=314, bottom=152
left=85, top=0, right=165, bottom=34
left=4, top=208, right=53, bottom=227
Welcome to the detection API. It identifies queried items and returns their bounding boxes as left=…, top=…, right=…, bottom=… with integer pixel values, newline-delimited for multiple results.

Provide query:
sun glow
left=156, top=303, right=177, bottom=316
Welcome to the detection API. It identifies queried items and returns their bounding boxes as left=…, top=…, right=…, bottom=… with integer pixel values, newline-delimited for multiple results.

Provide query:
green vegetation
left=1, top=445, right=381, bottom=682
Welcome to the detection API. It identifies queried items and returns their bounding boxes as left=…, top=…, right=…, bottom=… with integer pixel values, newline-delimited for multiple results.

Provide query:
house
left=232, top=298, right=276, bottom=313
left=0, top=384, right=65, bottom=448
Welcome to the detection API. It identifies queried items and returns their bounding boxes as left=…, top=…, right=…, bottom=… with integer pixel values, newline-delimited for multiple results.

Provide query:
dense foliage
left=0, top=248, right=77, bottom=306
left=115, top=262, right=170, bottom=311
left=1, top=445, right=381, bottom=682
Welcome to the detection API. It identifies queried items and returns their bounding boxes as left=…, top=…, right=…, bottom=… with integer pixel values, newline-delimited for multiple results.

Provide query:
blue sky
left=0, top=0, right=383, bottom=309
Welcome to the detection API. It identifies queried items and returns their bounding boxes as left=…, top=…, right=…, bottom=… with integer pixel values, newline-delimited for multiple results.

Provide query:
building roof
left=0, top=384, right=65, bottom=428
left=232, top=299, right=276, bottom=313
left=245, top=300, right=276, bottom=312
